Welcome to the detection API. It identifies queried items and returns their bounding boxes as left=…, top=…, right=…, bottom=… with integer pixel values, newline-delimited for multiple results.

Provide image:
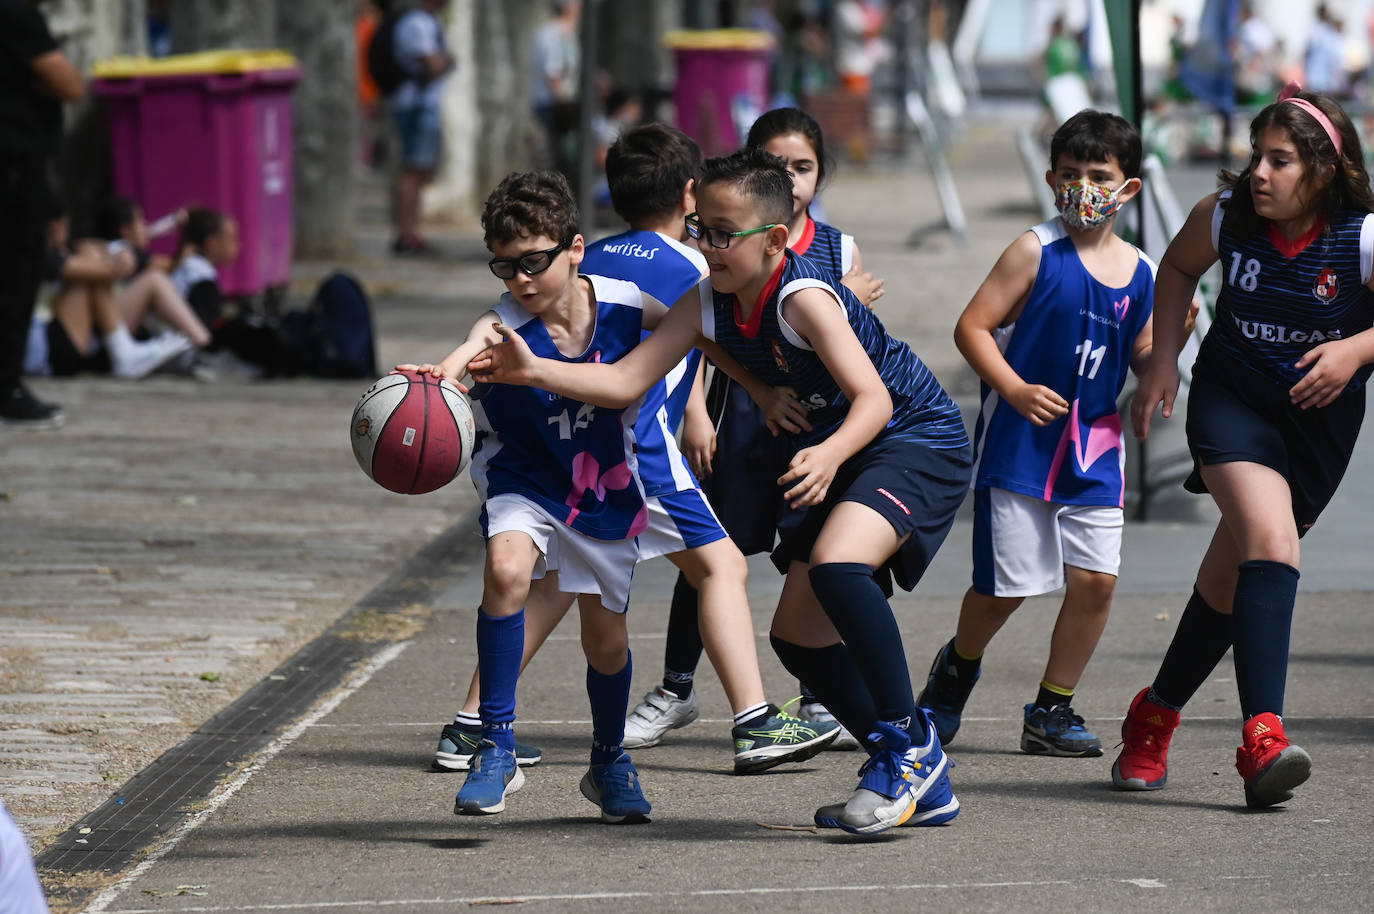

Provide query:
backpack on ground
left=367, top=12, right=406, bottom=96
left=278, top=271, right=378, bottom=379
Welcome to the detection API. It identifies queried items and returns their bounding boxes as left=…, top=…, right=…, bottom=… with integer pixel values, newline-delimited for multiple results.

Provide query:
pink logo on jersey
left=564, top=451, right=647, bottom=535
left=1313, top=268, right=1339, bottom=302
left=1114, top=295, right=1131, bottom=322
left=1043, top=399, right=1125, bottom=506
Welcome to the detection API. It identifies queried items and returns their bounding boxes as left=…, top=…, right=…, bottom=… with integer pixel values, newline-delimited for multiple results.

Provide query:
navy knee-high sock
left=1232, top=560, right=1299, bottom=720
left=807, top=562, right=922, bottom=740
left=587, top=651, right=633, bottom=765
left=769, top=634, right=878, bottom=752
left=1150, top=587, right=1234, bottom=711
left=661, top=572, right=704, bottom=699
left=477, top=607, right=524, bottom=752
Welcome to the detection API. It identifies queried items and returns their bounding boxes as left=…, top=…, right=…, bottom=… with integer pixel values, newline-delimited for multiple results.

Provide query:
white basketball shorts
left=971, top=487, right=1122, bottom=597
left=484, top=494, right=639, bottom=613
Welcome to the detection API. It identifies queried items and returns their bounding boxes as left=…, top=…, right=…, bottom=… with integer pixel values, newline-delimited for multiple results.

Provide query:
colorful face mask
left=1055, top=177, right=1128, bottom=230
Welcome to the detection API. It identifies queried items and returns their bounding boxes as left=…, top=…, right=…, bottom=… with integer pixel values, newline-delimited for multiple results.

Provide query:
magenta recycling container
left=91, top=51, right=302, bottom=298
left=666, top=30, right=774, bottom=156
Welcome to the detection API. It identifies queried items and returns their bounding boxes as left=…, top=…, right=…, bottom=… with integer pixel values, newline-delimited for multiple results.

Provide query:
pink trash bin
left=666, top=30, right=775, bottom=156
left=92, top=51, right=303, bottom=299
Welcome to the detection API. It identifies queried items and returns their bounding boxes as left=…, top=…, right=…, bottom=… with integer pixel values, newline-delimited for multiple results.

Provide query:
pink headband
left=1278, top=81, right=1343, bottom=156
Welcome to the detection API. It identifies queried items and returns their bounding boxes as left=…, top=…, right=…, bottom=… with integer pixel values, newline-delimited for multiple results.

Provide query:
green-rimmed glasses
left=685, top=212, right=779, bottom=249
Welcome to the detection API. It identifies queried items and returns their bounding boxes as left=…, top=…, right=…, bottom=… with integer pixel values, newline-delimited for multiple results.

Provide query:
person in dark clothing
left=0, top=0, right=82, bottom=426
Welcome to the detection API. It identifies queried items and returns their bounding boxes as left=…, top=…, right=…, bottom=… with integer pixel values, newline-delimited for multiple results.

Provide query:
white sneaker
left=799, top=701, right=861, bottom=750
left=112, top=332, right=195, bottom=379
left=623, top=686, right=699, bottom=749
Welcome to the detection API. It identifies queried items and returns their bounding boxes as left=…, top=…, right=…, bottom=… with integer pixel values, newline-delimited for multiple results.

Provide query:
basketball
left=350, top=370, right=476, bottom=495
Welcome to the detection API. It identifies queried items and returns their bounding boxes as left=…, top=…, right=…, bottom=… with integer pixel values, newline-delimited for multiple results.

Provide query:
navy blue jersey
left=1204, top=192, right=1374, bottom=393
left=470, top=275, right=648, bottom=540
left=971, top=220, right=1156, bottom=507
left=581, top=229, right=707, bottom=496
left=701, top=249, right=967, bottom=450
left=793, top=215, right=854, bottom=277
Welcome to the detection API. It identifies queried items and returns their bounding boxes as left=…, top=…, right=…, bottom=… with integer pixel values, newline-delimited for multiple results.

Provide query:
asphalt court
left=79, top=508, right=1374, bottom=913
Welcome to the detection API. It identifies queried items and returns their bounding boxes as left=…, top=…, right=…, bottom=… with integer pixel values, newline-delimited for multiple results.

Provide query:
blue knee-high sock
left=1149, top=587, right=1234, bottom=711
left=807, top=562, right=923, bottom=740
left=587, top=651, right=632, bottom=765
left=476, top=607, right=524, bottom=752
left=770, top=634, right=879, bottom=753
left=1232, top=560, right=1299, bottom=720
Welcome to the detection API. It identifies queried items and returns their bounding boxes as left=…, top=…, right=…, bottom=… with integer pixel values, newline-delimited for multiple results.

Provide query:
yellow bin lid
left=91, top=50, right=299, bottom=78
left=663, top=29, right=775, bottom=51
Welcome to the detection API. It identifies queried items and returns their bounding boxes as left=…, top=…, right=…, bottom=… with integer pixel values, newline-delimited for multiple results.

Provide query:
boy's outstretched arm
left=954, top=230, right=1066, bottom=426
left=469, top=295, right=705, bottom=407
left=396, top=309, right=502, bottom=391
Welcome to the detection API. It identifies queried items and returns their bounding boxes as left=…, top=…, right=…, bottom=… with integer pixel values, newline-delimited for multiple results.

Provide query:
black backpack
left=276, top=271, right=378, bottom=379
left=367, top=12, right=407, bottom=95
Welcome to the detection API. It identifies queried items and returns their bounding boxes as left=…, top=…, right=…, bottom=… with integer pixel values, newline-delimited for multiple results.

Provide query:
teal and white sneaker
left=580, top=753, right=652, bottom=824
left=732, top=706, right=839, bottom=774
left=433, top=724, right=543, bottom=771
left=454, top=741, right=524, bottom=815
left=1021, top=703, right=1104, bottom=757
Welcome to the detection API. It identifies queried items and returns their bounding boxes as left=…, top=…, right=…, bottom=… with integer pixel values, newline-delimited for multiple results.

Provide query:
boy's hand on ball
left=393, top=363, right=468, bottom=392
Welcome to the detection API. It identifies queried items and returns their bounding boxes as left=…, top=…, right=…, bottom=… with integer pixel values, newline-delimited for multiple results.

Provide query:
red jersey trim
left=1267, top=217, right=1325, bottom=259
left=791, top=214, right=817, bottom=256
left=734, top=258, right=786, bottom=339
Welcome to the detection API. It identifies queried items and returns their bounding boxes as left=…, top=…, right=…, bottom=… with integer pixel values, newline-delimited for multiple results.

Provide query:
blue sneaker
left=815, top=761, right=959, bottom=829
left=454, top=741, right=524, bottom=815
left=1021, top=703, right=1104, bottom=758
left=825, top=719, right=944, bottom=836
left=579, top=753, right=652, bottom=824
left=433, top=724, right=543, bottom=771
left=917, top=641, right=980, bottom=746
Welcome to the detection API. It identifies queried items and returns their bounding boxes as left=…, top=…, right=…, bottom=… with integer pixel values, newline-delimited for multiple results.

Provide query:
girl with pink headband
left=1116, top=86, right=1374, bottom=809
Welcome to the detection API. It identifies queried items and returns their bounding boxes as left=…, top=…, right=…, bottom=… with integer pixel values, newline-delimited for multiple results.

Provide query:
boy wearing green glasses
left=467, top=148, right=973, bottom=835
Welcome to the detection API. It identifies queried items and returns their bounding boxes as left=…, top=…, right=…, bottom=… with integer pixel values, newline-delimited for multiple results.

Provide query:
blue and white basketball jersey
left=793, top=214, right=854, bottom=276
left=470, top=275, right=649, bottom=540
left=971, top=220, right=1155, bottom=507
left=1203, top=192, right=1374, bottom=393
left=701, top=249, right=968, bottom=450
left=581, top=229, right=709, bottom=497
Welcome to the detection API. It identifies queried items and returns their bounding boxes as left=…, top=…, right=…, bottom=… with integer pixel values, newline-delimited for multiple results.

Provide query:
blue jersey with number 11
left=469, top=275, right=648, bottom=540
left=971, top=220, right=1154, bottom=507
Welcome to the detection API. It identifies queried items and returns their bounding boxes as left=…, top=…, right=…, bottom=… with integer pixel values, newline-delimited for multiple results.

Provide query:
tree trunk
left=169, top=0, right=275, bottom=52
left=277, top=2, right=358, bottom=257
left=473, top=0, right=542, bottom=195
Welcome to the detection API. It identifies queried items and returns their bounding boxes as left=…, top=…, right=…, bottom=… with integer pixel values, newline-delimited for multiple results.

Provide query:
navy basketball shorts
left=771, top=434, right=973, bottom=594
left=701, top=373, right=795, bottom=555
left=1185, top=356, right=1365, bottom=534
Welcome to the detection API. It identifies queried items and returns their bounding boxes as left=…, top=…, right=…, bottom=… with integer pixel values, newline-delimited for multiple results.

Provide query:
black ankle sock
left=660, top=670, right=694, bottom=701
left=1151, top=586, right=1234, bottom=710
left=945, top=637, right=982, bottom=680
left=1232, top=560, right=1299, bottom=719
left=1034, top=683, right=1072, bottom=711
left=799, top=681, right=820, bottom=704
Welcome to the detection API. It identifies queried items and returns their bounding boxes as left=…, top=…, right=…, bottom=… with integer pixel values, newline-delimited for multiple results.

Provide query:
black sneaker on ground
left=0, top=386, right=64, bottom=428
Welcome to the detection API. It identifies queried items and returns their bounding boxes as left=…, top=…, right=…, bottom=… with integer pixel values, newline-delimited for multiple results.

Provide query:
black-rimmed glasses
left=684, top=212, right=779, bottom=250
left=488, top=239, right=571, bottom=279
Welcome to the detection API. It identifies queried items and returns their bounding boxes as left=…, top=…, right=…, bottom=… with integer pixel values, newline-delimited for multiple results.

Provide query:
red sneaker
left=1236, top=712, right=1311, bottom=809
left=1111, top=687, right=1181, bottom=790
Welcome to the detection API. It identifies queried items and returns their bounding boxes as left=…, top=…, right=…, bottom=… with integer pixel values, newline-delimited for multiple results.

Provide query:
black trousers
left=0, top=147, right=50, bottom=394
